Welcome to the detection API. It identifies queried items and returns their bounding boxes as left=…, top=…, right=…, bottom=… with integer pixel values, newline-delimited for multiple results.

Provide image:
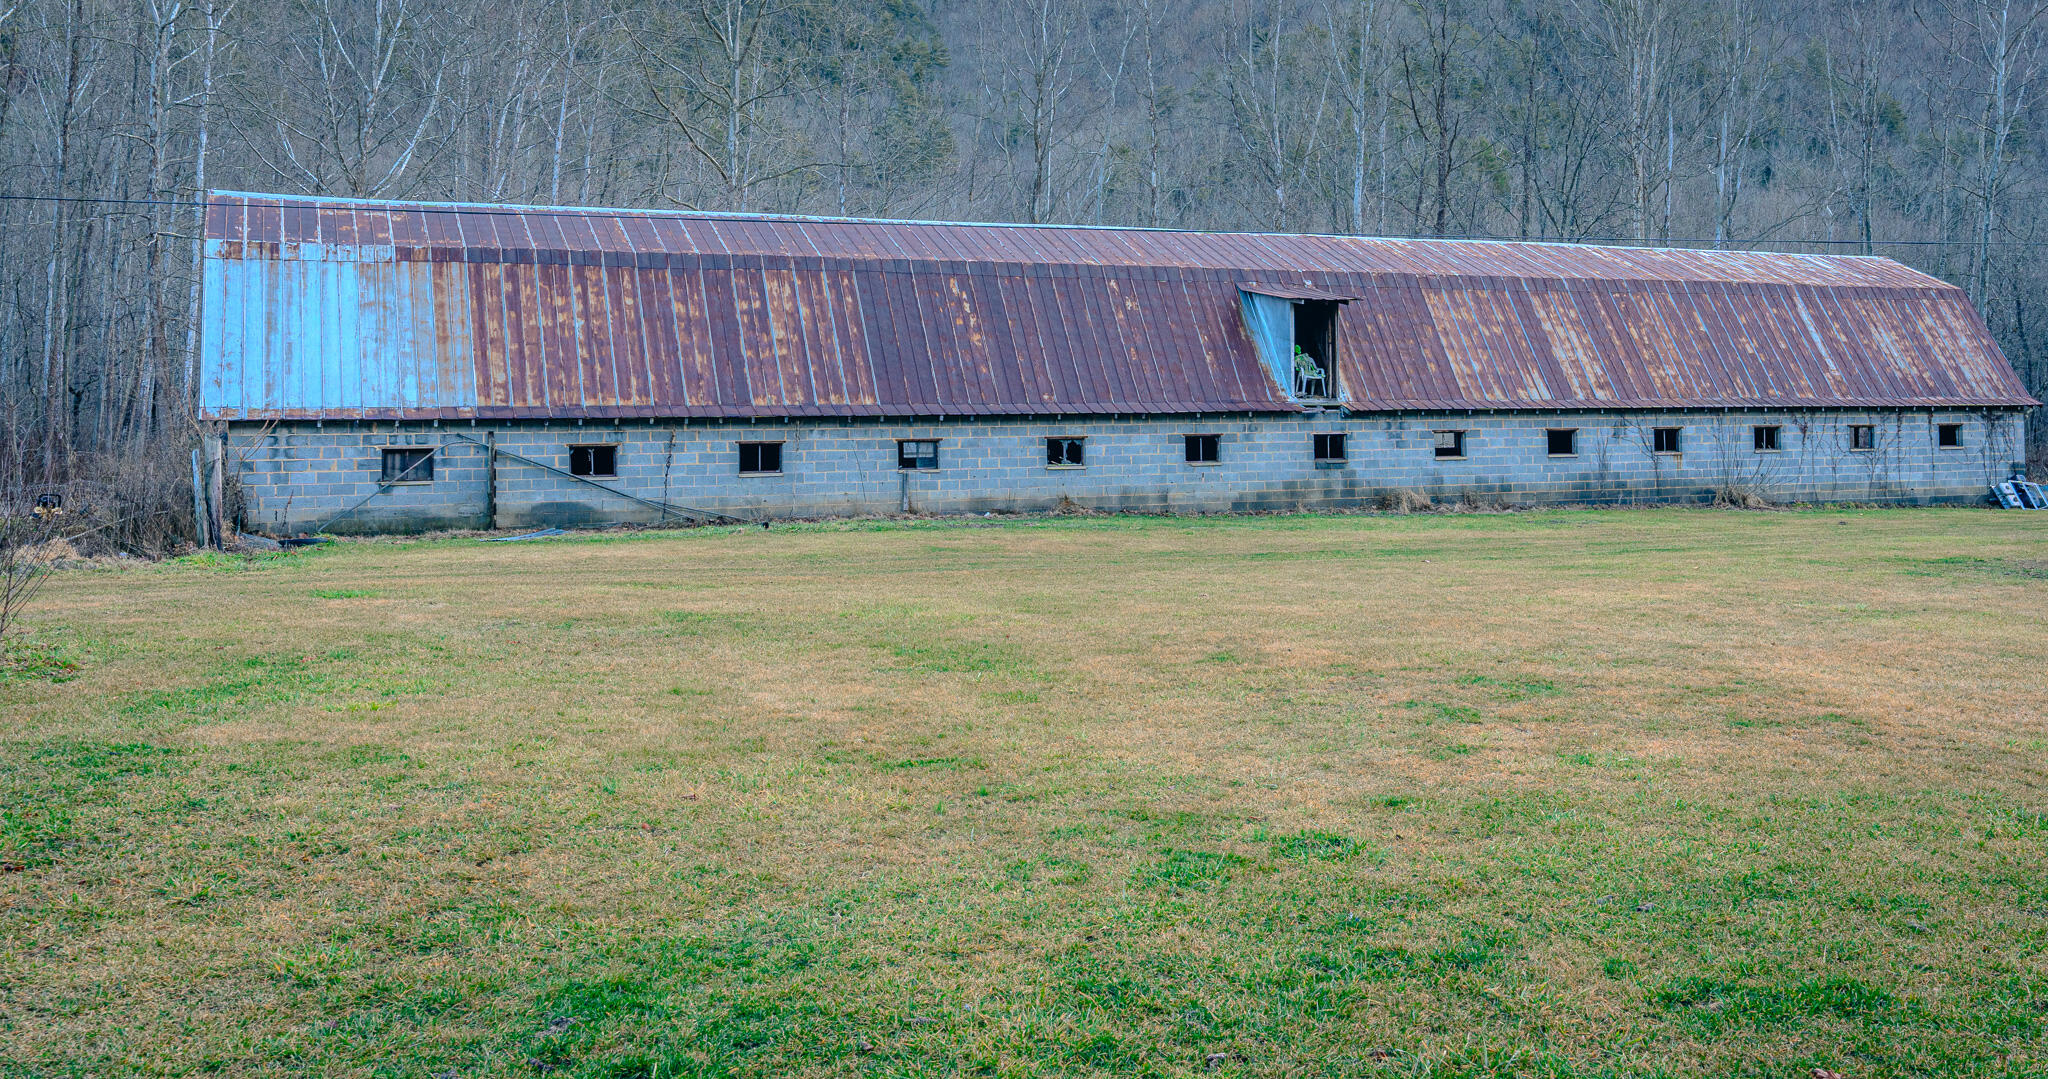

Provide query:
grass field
left=3, top=508, right=2046, bottom=1078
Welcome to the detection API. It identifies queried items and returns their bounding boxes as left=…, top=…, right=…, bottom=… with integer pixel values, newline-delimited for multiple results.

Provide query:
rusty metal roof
left=198, top=192, right=2037, bottom=420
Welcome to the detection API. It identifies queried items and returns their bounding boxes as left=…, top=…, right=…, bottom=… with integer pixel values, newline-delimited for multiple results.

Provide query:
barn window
left=380, top=447, right=434, bottom=483
left=1313, top=433, right=1346, bottom=461
left=737, top=441, right=783, bottom=475
left=1753, top=425, right=1781, bottom=452
left=1849, top=425, right=1876, bottom=451
left=1652, top=427, right=1682, bottom=454
left=1047, top=437, right=1085, bottom=467
left=569, top=444, right=618, bottom=477
left=1433, top=430, right=1466, bottom=459
left=897, top=440, right=940, bottom=470
left=1547, top=429, right=1577, bottom=456
left=1937, top=423, right=1963, bottom=448
left=1185, top=434, right=1220, bottom=464
left=1293, top=301, right=1339, bottom=398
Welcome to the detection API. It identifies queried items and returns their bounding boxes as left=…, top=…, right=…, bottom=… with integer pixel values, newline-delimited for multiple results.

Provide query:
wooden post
left=483, top=430, right=497, bottom=529
left=207, top=435, right=226, bottom=548
left=190, top=448, right=210, bottom=549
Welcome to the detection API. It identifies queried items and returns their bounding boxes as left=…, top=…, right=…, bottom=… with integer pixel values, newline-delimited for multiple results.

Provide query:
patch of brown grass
left=2, top=508, right=2045, bottom=1077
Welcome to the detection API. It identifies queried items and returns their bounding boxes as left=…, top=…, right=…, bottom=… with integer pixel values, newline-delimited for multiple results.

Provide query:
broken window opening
left=1849, top=425, right=1876, bottom=451
left=1185, top=434, right=1221, bottom=463
left=1753, top=425, right=1781, bottom=452
left=1313, top=433, right=1346, bottom=461
left=737, top=441, right=783, bottom=475
left=569, top=444, right=618, bottom=477
left=1652, top=427, right=1682, bottom=454
left=380, top=447, right=434, bottom=483
left=1547, top=428, right=1578, bottom=456
left=1433, top=430, right=1466, bottom=459
left=1046, top=437, right=1085, bottom=467
left=1292, top=301, right=1339, bottom=399
left=1937, top=423, right=1962, bottom=448
left=897, top=440, right=940, bottom=470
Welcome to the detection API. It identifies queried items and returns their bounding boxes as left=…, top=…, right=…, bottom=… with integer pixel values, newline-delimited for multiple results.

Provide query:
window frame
left=1432, top=429, right=1466, bottom=460
left=1184, top=433, right=1221, bottom=465
left=1937, top=423, right=1963, bottom=449
left=1651, top=426, right=1683, bottom=455
left=1546, top=428, right=1578, bottom=457
left=896, top=439, right=941, bottom=471
left=1046, top=436, right=1086, bottom=468
left=567, top=443, right=619, bottom=478
left=1752, top=425, right=1781, bottom=453
left=1848, top=424, right=1877, bottom=452
left=737, top=440, right=784, bottom=476
left=1312, top=432, right=1347, bottom=462
left=379, top=446, right=435, bottom=484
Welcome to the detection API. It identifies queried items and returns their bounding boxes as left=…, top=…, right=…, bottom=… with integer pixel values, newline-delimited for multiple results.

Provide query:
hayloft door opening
left=1293, top=301, right=1338, bottom=400
left=1239, top=285, right=1350, bottom=404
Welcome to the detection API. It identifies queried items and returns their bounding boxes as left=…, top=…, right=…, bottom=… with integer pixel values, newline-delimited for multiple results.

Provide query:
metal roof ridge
left=204, top=190, right=1926, bottom=271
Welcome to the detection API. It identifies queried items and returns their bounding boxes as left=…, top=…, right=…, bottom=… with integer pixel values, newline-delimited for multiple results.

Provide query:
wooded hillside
left=3, top=0, right=2045, bottom=513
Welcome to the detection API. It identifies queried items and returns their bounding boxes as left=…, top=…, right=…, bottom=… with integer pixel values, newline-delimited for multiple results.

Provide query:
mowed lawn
left=3, top=509, right=2046, bottom=1079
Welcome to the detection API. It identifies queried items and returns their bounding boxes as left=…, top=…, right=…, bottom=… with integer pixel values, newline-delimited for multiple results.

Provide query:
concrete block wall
left=228, top=408, right=2029, bottom=533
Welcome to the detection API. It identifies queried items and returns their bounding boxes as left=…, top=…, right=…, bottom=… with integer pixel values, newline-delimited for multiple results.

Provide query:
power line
left=3, top=189, right=2047, bottom=250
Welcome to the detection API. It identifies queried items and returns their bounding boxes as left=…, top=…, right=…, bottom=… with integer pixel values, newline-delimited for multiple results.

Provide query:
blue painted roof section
left=203, top=256, right=478, bottom=416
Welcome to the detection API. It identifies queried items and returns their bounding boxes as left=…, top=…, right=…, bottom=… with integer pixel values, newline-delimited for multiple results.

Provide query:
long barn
left=200, top=192, right=2036, bottom=532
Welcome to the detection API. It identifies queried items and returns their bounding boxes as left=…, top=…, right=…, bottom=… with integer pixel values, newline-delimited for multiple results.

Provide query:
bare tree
left=1227, top=0, right=1334, bottom=230
left=1322, top=0, right=1393, bottom=234
left=32, top=0, right=106, bottom=483
left=621, top=0, right=822, bottom=211
left=972, top=0, right=1084, bottom=223
left=0, top=506, right=60, bottom=645
left=181, top=0, right=231, bottom=406
left=245, top=0, right=454, bottom=197
left=1707, top=0, right=1782, bottom=247
left=1927, top=0, right=2048, bottom=306
left=1578, top=0, right=1675, bottom=241
left=1398, top=0, right=1483, bottom=236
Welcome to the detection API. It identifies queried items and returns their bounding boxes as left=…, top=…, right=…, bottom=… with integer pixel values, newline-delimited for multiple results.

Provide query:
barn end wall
left=228, top=410, right=2029, bottom=534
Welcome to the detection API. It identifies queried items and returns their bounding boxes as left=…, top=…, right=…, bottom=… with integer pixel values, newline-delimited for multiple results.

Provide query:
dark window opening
left=1047, top=437, right=1085, bottom=467
left=1938, top=423, right=1962, bottom=448
left=380, top=447, right=433, bottom=483
left=1850, top=425, right=1876, bottom=451
left=1313, top=433, right=1346, bottom=461
left=1753, top=425, right=1781, bottom=452
left=738, top=441, right=783, bottom=474
left=897, top=439, right=939, bottom=470
left=1547, top=428, right=1577, bottom=456
left=569, top=444, right=618, bottom=477
left=1652, top=427, right=1682, bottom=454
left=1292, top=301, right=1339, bottom=398
left=1433, top=430, right=1466, bottom=459
left=1185, top=434, right=1220, bottom=463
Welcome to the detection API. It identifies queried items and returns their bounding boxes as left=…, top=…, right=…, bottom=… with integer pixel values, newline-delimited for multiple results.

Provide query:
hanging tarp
left=1238, top=289, right=1295, bottom=402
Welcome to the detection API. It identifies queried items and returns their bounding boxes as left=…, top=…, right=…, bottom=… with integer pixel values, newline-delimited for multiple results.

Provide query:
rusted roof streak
left=198, top=192, right=2038, bottom=420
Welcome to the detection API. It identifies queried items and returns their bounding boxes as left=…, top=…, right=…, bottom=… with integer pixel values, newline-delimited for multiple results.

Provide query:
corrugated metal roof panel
left=197, top=192, right=2039, bottom=419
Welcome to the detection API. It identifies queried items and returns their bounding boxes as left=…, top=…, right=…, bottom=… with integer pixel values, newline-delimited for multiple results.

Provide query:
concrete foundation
left=228, top=408, right=2029, bottom=534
